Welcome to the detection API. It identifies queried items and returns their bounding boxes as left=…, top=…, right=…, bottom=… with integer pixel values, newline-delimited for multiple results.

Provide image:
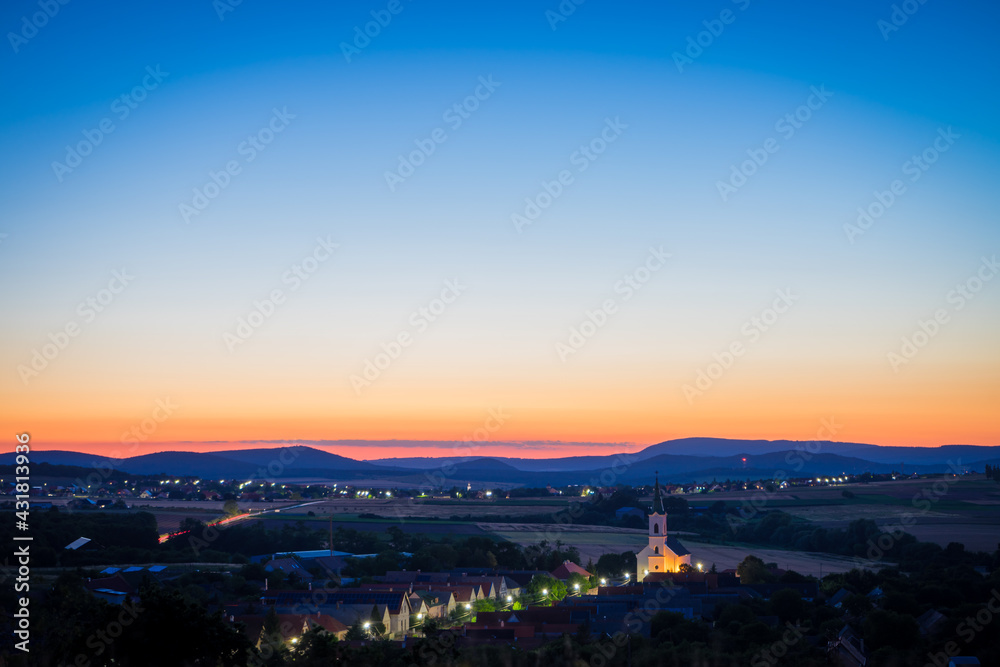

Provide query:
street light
left=541, top=588, right=548, bottom=596
left=600, top=578, right=607, bottom=586
left=506, top=595, right=512, bottom=603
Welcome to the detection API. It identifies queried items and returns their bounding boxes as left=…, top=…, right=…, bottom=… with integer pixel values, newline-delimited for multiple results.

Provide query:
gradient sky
left=2, top=0, right=998, bottom=457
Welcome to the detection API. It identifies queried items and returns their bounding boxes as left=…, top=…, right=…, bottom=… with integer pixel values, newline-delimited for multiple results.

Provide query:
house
left=917, top=609, right=946, bottom=636
left=413, top=590, right=456, bottom=619
left=233, top=613, right=349, bottom=647
left=264, top=557, right=313, bottom=582
left=829, top=625, right=867, bottom=667
left=264, top=589, right=412, bottom=637
left=636, top=474, right=691, bottom=580
left=828, top=588, right=851, bottom=609
left=84, top=575, right=136, bottom=604
left=550, top=560, right=591, bottom=581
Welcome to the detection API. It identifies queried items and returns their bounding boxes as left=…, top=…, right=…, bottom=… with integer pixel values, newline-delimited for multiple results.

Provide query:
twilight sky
left=2, top=0, right=998, bottom=458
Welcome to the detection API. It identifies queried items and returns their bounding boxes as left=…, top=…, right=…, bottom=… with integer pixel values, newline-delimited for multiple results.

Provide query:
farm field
left=489, top=527, right=878, bottom=577
left=708, top=478, right=1000, bottom=551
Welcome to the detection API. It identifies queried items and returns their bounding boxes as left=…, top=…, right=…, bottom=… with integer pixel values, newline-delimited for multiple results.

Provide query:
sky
left=1, top=0, right=998, bottom=458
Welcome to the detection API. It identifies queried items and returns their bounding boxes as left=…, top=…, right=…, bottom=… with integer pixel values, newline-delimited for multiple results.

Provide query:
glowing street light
left=600, top=578, right=607, bottom=586
left=574, top=583, right=580, bottom=591
left=541, top=588, right=548, bottom=596
left=506, top=595, right=512, bottom=603
left=697, top=563, right=703, bottom=571
left=465, top=603, right=472, bottom=610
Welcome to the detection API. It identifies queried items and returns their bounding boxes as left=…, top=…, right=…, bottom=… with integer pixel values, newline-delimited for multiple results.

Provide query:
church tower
left=635, top=472, right=691, bottom=581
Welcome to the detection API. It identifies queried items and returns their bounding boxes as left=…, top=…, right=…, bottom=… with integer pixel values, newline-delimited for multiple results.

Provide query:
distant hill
left=5, top=439, right=995, bottom=486
left=210, top=446, right=381, bottom=471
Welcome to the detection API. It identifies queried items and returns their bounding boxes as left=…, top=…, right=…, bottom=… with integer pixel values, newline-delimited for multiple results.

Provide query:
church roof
left=666, top=536, right=690, bottom=557
left=652, top=473, right=666, bottom=515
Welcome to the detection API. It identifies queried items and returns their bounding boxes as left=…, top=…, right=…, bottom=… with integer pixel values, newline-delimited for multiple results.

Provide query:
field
left=20, top=476, right=1000, bottom=570
left=708, top=477, right=1000, bottom=553
left=487, top=526, right=872, bottom=577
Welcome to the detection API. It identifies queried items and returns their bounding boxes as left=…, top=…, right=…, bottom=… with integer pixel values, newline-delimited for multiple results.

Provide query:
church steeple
left=652, top=471, right=665, bottom=515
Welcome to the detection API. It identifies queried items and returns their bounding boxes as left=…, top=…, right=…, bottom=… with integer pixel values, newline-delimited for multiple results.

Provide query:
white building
left=636, top=473, right=691, bottom=580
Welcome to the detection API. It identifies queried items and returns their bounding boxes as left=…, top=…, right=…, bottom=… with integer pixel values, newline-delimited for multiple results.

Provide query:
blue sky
left=2, top=0, right=998, bottom=452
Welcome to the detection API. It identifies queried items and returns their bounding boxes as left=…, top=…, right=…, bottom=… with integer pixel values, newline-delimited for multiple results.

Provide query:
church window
left=654, top=547, right=659, bottom=554
left=653, top=524, right=659, bottom=534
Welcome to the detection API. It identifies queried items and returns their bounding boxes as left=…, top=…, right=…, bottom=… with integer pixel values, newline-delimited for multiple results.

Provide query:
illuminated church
left=636, top=473, right=691, bottom=580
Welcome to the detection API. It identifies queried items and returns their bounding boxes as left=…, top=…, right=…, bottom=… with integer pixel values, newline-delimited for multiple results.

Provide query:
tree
left=769, top=588, right=805, bottom=624
left=566, top=572, right=590, bottom=594
left=288, top=626, right=339, bottom=666
left=527, top=574, right=566, bottom=603
left=223, top=498, right=240, bottom=517
left=345, top=620, right=367, bottom=641
left=736, top=554, right=773, bottom=584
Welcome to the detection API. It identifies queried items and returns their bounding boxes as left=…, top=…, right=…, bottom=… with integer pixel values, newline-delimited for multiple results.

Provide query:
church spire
left=652, top=471, right=665, bottom=515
